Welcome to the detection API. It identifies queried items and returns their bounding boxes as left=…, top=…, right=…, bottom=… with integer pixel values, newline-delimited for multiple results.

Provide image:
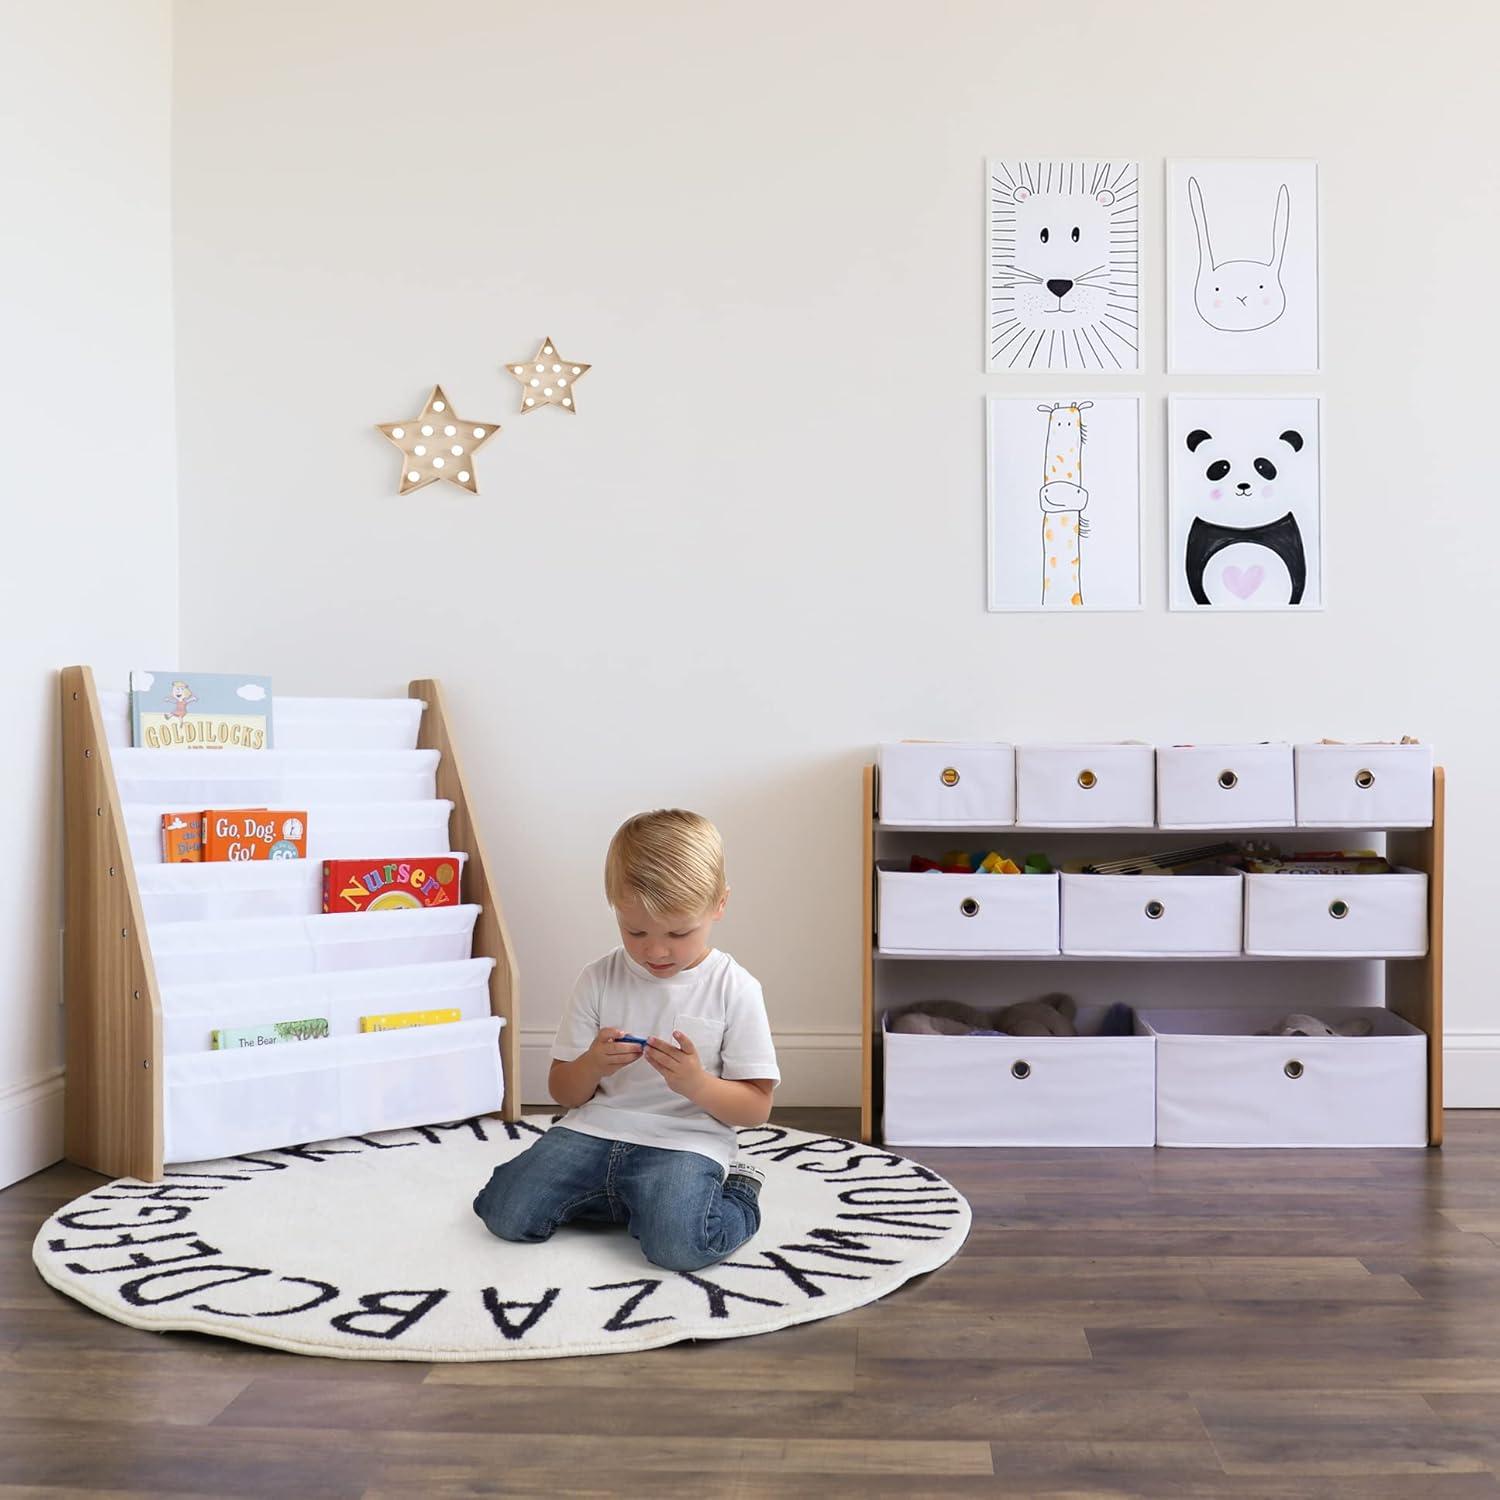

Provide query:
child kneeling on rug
left=473, top=809, right=780, bottom=1271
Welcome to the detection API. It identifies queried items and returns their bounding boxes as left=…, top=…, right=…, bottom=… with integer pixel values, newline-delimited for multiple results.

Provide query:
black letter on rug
left=197, top=1274, right=339, bottom=1320
left=676, top=1272, right=783, bottom=1319
left=590, top=1278, right=674, bottom=1332
left=717, top=1250, right=871, bottom=1298
left=330, top=1289, right=449, bottom=1340
left=481, top=1286, right=560, bottom=1340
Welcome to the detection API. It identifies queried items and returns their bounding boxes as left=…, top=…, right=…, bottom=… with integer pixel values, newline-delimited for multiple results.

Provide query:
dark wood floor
left=6, top=1108, right=1500, bottom=1498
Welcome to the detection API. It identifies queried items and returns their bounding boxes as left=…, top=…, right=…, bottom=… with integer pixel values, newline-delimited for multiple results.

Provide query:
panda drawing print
left=1168, top=396, right=1323, bottom=611
left=988, top=160, right=1139, bottom=372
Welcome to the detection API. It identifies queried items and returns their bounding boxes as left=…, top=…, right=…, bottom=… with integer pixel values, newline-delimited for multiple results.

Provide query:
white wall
left=171, top=0, right=1500, bottom=1104
left=1, top=3, right=178, bottom=1184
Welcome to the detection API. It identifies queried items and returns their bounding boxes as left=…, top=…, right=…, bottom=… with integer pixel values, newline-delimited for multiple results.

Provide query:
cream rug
left=33, top=1117, right=970, bottom=1361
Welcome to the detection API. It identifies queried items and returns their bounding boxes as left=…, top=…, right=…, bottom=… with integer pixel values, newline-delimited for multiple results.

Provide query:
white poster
left=1168, top=395, right=1323, bottom=611
left=988, top=395, right=1142, bottom=611
left=987, top=160, right=1140, bottom=373
left=1167, top=159, right=1320, bottom=373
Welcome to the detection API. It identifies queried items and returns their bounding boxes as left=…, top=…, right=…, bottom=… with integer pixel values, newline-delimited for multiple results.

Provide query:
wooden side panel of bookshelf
left=410, top=679, right=521, bottom=1122
left=1388, top=764, right=1446, bottom=1147
left=60, top=666, right=164, bottom=1182
left=861, top=764, right=876, bottom=1144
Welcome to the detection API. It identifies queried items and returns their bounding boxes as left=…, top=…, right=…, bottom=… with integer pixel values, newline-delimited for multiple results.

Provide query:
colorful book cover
left=210, top=1017, right=330, bottom=1049
left=359, top=1008, right=462, bottom=1033
left=322, top=857, right=461, bottom=913
left=202, top=808, right=308, bottom=862
left=161, top=812, right=204, bottom=863
left=129, top=670, right=273, bottom=751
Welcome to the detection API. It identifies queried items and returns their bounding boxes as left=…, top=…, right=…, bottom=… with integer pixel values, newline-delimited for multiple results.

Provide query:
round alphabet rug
left=33, top=1117, right=970, bottom=1361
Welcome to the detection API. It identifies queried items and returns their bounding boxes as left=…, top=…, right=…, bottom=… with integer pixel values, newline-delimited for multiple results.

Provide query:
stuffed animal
left=993, top=992, right=1077, bottom=1037
left=888, top=1000, right=996, bottom=1036
left=1257, top=1013, right=1375, bottom=1038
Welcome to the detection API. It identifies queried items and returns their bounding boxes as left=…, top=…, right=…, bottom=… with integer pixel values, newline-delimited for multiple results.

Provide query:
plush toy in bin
left=888, top=994, right=1136, bottom=1038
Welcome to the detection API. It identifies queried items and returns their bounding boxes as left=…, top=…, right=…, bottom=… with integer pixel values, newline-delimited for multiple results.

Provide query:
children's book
left=129, top=670, right=273, bottom=750
left=359, top=1008, right=462, bottom=1032
left=161, top=813, right=205, bottom=863
left=322, top=857, right=462, bottom=913
left=203, top=809, right=308, bottom=862
left=210, top=1017, right=329, bottom=1048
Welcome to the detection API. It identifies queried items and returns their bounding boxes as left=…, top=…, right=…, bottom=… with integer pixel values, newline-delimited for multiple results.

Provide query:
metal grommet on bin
left=940, top=766, right=960, bottom=787
left=1284, top=1060, right=1305, bottom=1080
left=1144, top=899, right=1165, bottom=920
left=1011, top=1060, right=1031, bottom=1081
left=1328, top=898, right=1349, bottom=919
left=1218, top=768, right=1239, bottom=790
left=959, top=897, right=980, bottom=918
left=1077, top=768, right=1097, bottom=789
left=1355, top=768, right=1376, bottom=789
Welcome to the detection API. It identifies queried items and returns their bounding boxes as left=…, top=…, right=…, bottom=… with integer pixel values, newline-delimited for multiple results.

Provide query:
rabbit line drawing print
left=1188, top=174, right=1289, bottom=332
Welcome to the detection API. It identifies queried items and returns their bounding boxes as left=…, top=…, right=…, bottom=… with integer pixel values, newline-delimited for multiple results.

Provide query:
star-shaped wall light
left=507, top=338, right=590, bottom=414
left=376, top=386, right=500, bottom=494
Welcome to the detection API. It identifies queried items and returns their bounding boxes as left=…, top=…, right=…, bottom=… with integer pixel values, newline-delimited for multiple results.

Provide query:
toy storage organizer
left=61, top=667, right=521, bottom=1182
left=862, top=741, right=1444, bottom=1149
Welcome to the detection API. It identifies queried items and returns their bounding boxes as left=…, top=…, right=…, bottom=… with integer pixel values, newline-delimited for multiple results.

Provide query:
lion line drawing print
left=1168, top=159, right=1320, bottom=373
left=988, top=159, right=1140, bottom=372
left=987, top=396, right=1141, bottom=612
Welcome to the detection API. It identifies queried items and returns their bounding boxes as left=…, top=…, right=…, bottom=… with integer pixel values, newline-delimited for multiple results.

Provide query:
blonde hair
left=605, top=809, right=726, bottom=918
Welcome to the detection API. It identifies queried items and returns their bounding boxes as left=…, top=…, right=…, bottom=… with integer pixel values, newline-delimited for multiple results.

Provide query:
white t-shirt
left=550, top=947, right=780, bottom=1169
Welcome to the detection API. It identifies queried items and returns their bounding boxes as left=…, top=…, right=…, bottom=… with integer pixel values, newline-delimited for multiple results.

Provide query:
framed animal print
left=987, top=160, right=1140, bottom=373
left=987, top=394, right=1143, bottom=612
left=1167, top=159, right=1320, bottom=373
left=1168, top=395, right=1324, bottom=611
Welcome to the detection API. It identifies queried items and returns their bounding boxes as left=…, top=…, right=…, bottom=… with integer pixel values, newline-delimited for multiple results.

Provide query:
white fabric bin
left=148, top=905, right=481, bottom=985
left=1141, top=1007, right=1427, bottom=1148
left=1294, top=742, right=1434, bottom=827
left=137, top=853, right=466, bottom=924
left=1242, top=868, right=1428, bottom=957
left=1060, top=872, right=1243, bottom=956
left=163, top=1014, right=506, bottom=1164
left=1014, top=743, right=1156, bottom=827
left=876, top=865, right=1059, bottom=956
left=1156, top=744, right=1295, bottom=829
left=113, top=748, right=440, bottom=808
left=877, top=742, right=1015, bottom=828
left=159, top=956, right=495, bottom=1055
left=126, top=799, right=454, bottom=866
left=882, top=1009, right=1155, bottom=1146
left=100, top=691, right=426, bottom=752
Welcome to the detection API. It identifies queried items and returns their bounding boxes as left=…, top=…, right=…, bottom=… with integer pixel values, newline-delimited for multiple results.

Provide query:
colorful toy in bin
left=909, top=849, right=1052, bottom=875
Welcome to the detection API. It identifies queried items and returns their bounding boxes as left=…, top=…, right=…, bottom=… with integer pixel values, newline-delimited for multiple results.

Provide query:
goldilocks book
left=129, top=670, right=273, bottom=750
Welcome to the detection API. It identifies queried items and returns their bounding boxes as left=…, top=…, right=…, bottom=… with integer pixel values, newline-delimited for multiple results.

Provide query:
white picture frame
left=987, top=159, right=1140, bottom=373
left=1166, top=158, right=1320, bottom=374
left=987, top=394, right=1143, bottom=612
left=1167, top=394, right=1325, bottom=611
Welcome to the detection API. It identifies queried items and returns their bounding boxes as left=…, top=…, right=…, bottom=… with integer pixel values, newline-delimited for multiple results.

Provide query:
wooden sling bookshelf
left=60, top=666, right=521, bottom=1184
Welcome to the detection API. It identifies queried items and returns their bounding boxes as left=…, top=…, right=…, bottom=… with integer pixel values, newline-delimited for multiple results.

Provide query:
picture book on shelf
left=359, top=1008, right=463, bottom=1032
left=210, top=1017, right=329, bottom=1049
left=129, top=670, right=273, bottom=750
left=162, top=808, right=308, bottom=862
left=323, top=857, right=462, bottom=913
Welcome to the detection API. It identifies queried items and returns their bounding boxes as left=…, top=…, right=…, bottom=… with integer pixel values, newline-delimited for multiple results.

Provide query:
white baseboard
left=1443, top=1034, right=1500, bottom=1109
left=0, top=1068, right=65, bottom=1189
left=519, top=1029, right=862, bottom=1110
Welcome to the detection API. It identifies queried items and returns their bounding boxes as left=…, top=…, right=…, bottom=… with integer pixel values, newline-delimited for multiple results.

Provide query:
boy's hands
left=643, top=1030, right=708, bottom=1102
left=589, top=1028, right=647, bottom=1077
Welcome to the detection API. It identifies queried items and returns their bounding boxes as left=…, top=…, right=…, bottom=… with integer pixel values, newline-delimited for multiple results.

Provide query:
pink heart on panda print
left=1222, top=564, right=1264, bottom=600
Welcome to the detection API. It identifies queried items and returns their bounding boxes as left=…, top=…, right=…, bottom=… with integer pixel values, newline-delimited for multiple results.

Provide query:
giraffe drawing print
left=1038, top=402, right=1091, bottom=607
left=987, top=395, right=1142, bottom=612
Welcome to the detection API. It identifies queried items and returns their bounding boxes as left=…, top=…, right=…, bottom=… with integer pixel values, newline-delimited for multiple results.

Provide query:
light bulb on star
left=376, top=385, right=500, bottom=494
left=506, top=337, right=591, bottom=414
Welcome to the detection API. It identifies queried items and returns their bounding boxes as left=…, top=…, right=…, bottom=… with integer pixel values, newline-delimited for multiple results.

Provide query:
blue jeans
left=472, top=1126, right=761, bottom=1272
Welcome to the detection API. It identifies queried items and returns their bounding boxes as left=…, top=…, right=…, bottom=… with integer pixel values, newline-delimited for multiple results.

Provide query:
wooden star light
left=507, top=337, right=590, bottom=414
left=376, top=386, right=500, bottom=494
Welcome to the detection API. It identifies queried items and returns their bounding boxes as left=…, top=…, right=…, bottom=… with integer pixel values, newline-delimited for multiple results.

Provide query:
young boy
left=473, top=809, right=779, bottom=1272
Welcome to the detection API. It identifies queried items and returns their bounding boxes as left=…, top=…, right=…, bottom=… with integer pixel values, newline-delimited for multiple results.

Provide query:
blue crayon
left=617, top=1033, right=650, bottom=1048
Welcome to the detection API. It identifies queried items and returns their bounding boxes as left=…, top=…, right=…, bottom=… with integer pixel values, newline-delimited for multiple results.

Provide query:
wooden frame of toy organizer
left=60, top=666, right=521, bottom=1184
left=859, top=763, right=1446, bottom=1147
